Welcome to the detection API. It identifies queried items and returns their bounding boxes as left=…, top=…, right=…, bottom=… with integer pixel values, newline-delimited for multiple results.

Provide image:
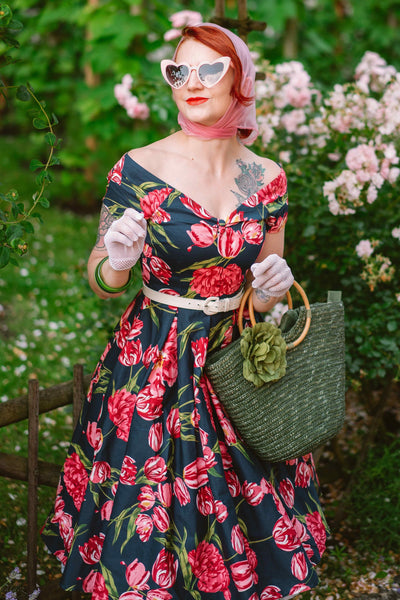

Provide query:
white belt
left=142, top=284, right=244, bottom=316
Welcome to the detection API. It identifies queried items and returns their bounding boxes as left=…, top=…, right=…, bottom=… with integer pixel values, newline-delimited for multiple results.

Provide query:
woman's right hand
left=104, top=208, right=147, bottom=271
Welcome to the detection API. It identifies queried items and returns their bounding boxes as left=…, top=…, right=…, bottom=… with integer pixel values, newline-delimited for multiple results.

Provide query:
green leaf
left=16, top=85, right=31, bottom=102
left=38, top=197, right=50, bottom=208
left=44, top=132, right=57, bottom=146
left=6, top=224, right=24, bottom=242
left=32, top=117, right=48, bottom=130
left=387, top=321, right=397, bottom=332
left=21, top=221, right=34, bottom=234
left=30, top=159, right=44, bottom=172
left=0, top=245, right=10, bottom=269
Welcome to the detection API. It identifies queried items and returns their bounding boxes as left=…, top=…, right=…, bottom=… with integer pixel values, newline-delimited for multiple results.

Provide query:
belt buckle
left=203, top=296, right=220, bottom=315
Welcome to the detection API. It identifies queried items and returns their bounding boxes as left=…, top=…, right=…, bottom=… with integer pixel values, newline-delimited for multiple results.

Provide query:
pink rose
left=188, top=541, right=230, bottom=595
left=63, top=452, right=89, bottom=510
left=108, top=388, right=136, bottom=442
left=190, top=264, right=243, bottom=297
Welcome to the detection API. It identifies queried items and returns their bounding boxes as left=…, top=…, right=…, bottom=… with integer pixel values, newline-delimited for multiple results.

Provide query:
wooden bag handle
left=238, top=281, right=312, bottom=348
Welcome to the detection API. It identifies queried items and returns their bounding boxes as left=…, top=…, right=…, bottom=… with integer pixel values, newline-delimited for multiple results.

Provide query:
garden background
left=1, top=0, right=400, bottom=598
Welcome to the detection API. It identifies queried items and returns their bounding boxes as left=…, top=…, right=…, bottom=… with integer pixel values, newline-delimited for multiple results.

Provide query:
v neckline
left=125, top=153, right=283, bottom=223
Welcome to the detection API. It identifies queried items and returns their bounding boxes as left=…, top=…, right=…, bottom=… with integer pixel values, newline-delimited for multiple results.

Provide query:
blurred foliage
left=0, top=4, right=60, bottom=267
left=347, top=436, right=400, bottom=551
left=2, top=0, right=400, bottom=211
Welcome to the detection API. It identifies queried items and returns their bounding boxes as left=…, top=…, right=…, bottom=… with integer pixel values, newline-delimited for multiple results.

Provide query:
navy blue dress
left=41, top=153, right=328, bottom=600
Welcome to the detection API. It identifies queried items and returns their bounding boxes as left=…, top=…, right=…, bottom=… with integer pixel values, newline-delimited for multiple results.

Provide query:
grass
left=0, top=207, right=399, bottom=598
left=0, top=207, right=140, bottom=590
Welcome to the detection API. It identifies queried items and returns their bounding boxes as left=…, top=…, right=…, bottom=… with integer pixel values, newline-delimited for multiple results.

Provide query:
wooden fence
left=0, top=364, right=91, bottom=598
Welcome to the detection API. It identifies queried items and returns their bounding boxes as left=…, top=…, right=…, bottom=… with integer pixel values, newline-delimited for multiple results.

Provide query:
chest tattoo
left=231, top=159, right=266, bottom=205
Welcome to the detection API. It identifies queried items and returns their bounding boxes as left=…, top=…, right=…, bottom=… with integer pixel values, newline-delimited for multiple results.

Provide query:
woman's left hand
left=250, top=254, right=294, bottom=298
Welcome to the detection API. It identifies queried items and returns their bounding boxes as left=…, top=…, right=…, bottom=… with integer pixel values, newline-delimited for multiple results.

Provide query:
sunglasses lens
left=165, top=64, right=189, bottom=88
left=198, top=61, right=226, bottom=87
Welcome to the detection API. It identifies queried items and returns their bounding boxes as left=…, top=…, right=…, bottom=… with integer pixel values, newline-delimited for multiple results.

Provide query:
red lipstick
left=186, top=97, right=208, bottom=105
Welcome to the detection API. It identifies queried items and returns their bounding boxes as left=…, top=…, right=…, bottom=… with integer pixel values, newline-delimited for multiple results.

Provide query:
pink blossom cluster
left=323, top=141, right=399, bottom=214
left=256, top=61, right=321, bottom=148
left=355, top=240, right=375, bottom=259
left=114, top=74, right=150, bottom=120
left=355, top=51, right=398, bottom=94
left=164, top=10, right=202, bottom=42
left=353, top=239, right=395, bottom=291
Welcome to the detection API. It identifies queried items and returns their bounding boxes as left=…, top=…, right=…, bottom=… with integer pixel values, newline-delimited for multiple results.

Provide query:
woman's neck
left=173, top=130, right=244, bottom=177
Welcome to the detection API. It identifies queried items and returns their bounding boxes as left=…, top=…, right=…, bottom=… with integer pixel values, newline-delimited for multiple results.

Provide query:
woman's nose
left=186, top=68, right=203, bottom=90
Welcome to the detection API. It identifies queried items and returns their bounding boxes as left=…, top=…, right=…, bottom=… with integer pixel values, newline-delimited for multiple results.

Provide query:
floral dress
left=41, top=153, right=328, bottom=600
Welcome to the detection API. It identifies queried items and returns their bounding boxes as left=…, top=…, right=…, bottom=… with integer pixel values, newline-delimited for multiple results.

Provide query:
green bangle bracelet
left=94, top=257, right=132, bottom=293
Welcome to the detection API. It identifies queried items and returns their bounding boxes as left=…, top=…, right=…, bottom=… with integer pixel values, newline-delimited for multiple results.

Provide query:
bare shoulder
left=127, top=134, right=178, bottom=174
left=241, top=148, right=282, bottom=184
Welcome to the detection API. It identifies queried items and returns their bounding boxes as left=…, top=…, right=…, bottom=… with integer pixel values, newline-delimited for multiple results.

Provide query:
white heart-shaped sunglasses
left=160, top=56, right=231, bottom=89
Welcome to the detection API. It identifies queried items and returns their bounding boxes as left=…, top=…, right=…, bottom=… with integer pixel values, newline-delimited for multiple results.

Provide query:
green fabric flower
left=240, top=322, right=287, bottom=387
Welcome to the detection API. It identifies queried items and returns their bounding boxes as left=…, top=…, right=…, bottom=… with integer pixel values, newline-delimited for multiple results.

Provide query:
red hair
left=178, top=25, right=253, bottom=107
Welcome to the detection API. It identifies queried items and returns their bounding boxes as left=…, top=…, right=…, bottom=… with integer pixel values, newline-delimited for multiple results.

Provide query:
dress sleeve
left=260, top=168, right=289, bottom=234
left=102, top=154, right=142, bottom=217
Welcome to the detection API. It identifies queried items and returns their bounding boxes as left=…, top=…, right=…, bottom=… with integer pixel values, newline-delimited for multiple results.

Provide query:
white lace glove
left=104, top=208, right=147, bottom=271
left=250, top=254, right=294, bottom=298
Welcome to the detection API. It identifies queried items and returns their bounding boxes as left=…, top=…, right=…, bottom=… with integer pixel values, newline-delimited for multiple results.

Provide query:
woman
left=42, top=23, right=328, bottom=600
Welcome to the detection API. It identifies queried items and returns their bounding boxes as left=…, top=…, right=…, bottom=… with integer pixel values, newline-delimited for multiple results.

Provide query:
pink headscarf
left=173, top=23, right=258, bottom=145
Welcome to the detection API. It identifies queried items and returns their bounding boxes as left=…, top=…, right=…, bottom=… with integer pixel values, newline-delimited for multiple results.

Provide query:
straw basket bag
left=205, top=282, right=346, bottom=463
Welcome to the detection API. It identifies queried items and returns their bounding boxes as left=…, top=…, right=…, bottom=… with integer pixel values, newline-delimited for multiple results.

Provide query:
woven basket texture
left=205, top=300, right=346, bottom=463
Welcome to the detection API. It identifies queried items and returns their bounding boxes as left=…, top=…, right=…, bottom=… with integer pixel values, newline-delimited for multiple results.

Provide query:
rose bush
left=253, top=51, right=400, bottom=390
